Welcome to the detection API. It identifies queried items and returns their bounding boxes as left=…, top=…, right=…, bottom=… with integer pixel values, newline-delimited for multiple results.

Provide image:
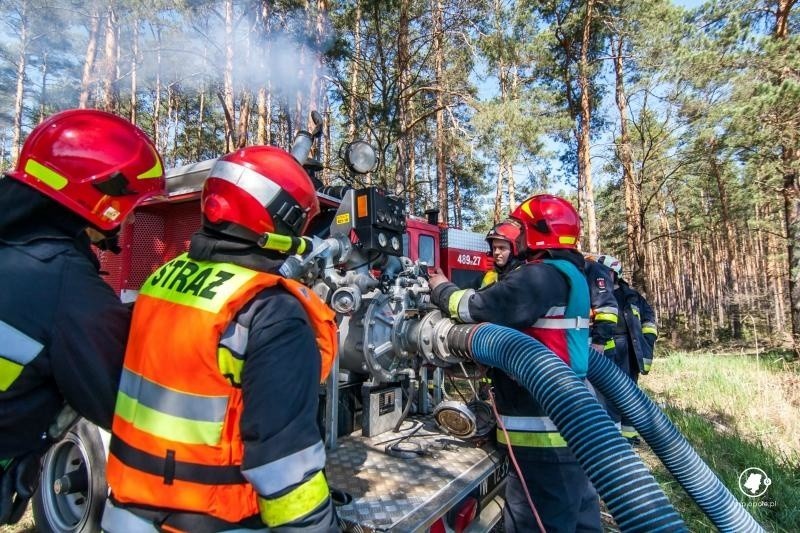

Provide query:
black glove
left=0, top=453, right=43, bottom=525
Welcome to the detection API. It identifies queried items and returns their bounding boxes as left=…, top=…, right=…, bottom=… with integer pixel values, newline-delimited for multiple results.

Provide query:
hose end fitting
left=446, top=323, right=481, bottom=361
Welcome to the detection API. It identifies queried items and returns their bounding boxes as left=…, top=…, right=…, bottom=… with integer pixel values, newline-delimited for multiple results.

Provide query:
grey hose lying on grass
left=446, top=322, right=687, bottom=533
left=586, top=347, right=765, bottom=533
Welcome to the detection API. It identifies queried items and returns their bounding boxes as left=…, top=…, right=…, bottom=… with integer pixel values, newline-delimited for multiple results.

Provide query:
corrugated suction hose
left=587, top=348, right=764, bottom=533
left=448, top=323, right=686, bottom=532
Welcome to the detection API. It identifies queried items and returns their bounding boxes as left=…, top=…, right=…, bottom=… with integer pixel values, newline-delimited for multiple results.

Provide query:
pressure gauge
left=378, top=232, right=388, bottom=247
left=391, top=236, right=400, bottom=251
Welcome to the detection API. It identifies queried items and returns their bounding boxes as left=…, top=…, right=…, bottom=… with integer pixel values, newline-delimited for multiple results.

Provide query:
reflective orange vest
left=106, top=253, right=337, bottom=523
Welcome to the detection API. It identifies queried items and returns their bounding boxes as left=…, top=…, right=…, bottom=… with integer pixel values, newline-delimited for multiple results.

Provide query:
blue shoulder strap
left=543, top=259, right=590, bottom=377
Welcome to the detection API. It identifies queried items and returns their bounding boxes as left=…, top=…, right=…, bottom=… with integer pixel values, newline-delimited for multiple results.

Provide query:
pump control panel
left=353, top=187, right=406, bottom=256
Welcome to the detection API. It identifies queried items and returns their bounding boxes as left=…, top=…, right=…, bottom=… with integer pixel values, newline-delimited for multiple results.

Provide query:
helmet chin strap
left=86, top=227, right=121, bottom=254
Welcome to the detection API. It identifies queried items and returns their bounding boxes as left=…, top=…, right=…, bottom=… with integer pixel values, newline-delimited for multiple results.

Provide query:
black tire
left=32, top=420, right=107, bottom=533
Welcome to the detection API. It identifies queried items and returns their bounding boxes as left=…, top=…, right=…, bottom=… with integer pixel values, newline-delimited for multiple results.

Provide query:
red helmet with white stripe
left=201, top=146, right=320, bottom=241
left=510, top=194, right=580, bottom=252
left=5, top=109, right=165, bottom=232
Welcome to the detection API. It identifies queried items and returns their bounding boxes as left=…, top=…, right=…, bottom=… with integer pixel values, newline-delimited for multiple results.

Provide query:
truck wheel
left=32, top=420, right=107, bottom=533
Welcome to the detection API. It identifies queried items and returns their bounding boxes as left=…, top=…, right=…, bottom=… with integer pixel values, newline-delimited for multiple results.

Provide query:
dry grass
left=637, top=350, right=800, bottom=531
left=642, top=350, right=800, bottom=461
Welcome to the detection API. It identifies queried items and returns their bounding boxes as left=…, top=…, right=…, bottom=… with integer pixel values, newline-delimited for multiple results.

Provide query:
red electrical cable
left=488, top=386, right=547, bottom=533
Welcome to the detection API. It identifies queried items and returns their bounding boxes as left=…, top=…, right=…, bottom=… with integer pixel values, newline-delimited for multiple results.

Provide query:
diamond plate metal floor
left=326, top=417, right=502, bottom=531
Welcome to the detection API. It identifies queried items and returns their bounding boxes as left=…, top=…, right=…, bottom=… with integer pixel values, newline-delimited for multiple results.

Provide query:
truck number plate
left=456, top=254, right=482, bottom=266
left=479, top=455, right=509, bottom=499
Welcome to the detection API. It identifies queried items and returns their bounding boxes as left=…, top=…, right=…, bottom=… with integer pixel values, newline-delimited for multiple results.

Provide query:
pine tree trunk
left=395, top=0, right=411, bottom=198
left=257, top=88, right=267, bottom=145
left=79, top=7, right=101, bottom=109
left=774, top=0, right=799, bottom=357
left=709, top=143, right=742, bottom=337
left=11, top=0, right=28, bottom=163
left=38, top=51, right=47, bottom=124
left=153, top=28, right=162, bottom=152
left=348, top=0, right=362, bottom=140
left=130, top=23, right=138, bottom=125
left=577, top=0, right=598, bottom=252
left=612, top=35, right=645, bottom=287
left=101, top=3, right=118, bottom=113
left=223, top=0, right=235, bottom=152
left=434, top=0, right=447, bottom=222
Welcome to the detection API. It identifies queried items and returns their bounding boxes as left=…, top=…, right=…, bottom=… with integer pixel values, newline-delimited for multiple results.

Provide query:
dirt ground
left=0, top=506, right=34, bottom=533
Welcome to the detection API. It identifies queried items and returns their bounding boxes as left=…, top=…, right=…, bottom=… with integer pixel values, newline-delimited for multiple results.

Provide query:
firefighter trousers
left=502, top=455, right=602, bottom=533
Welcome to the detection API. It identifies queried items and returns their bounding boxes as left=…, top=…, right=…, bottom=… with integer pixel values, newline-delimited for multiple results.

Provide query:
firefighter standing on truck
left=598, top=255, right=658, bottom=444
left=0, top=110, right=166, bottom=525
left=428, top=194, right=602, bottom=533
left=102, top=146, right=339, bottom=532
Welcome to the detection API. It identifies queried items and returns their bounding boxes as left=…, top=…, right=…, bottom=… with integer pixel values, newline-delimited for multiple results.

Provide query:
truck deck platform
left=326, top=416, right=506, bottom=531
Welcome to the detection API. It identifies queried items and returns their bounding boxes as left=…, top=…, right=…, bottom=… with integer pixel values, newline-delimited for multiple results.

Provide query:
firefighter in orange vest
left=597, top=255, right=658, bottom=444
left=429, top=195, right=601, bottom=533
left=102, top=146, right=339, bottom=532
left=0, top=110, right=166, bottom=525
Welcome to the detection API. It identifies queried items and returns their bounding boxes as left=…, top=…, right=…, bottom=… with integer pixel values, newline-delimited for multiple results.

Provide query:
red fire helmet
left=5, top=109, right=166, bottom=232
left=485, top=219, right=525, bottom=257
left=201, top=146, right=320, bottom=241
left=510, top=194, right=581, bottom=252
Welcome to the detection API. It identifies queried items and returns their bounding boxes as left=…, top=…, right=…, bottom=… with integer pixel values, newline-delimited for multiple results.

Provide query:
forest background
left=0, top=0, right=798, bottom=356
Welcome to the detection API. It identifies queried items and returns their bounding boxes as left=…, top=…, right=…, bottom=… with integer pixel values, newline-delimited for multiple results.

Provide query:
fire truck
left=32, top=138, right=507, bottom=533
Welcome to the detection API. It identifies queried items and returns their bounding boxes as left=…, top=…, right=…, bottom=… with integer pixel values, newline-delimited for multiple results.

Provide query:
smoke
left=131, top=5, right=333, bottom=109
left=0, top=0, right=334, bottom=113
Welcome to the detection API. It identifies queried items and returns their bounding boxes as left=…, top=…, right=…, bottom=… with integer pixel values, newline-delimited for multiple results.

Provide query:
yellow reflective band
left=218, top=347, right=243, bottom=386
left=604, top=339, right=616, bottom=350
left=594, top=312, right=618, bottom=323
left=140, top=254, right=257, bottom=313
left=115, top=391, right=223, bottom=445
left=621, top=429, right=639, bottom=439
left=137, top=152, right=163, bottom=179
left=448, top=290, right=468, bottom=318
left=632, top=309, right=641, bottom=319
left=558, top=235, right=577, bottom=245
left=0, top=358, right=24, bottom=391
left=642, top=326, right=657, bottom=335
left=480, top=271, right=498, bottom=288
left=497, top=429, right=567, bottom=448
left=24, top=159, right=68, bottom=190
left=258, top=470, right=329, bottom=527
left=260, top=233, right=307, bottom=254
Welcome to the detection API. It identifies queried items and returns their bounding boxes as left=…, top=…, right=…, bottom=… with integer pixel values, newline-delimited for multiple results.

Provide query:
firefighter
left=597, top=255, right=659, bottom=444
left=0, top=109, right=166, bottom=525
left=102, top=146, right=339, bottom=532
left=428, top=195, right=601, bottom=533
left=479, top=220, right=524, bottom=288
left=583, top=255, right=620, bottom=428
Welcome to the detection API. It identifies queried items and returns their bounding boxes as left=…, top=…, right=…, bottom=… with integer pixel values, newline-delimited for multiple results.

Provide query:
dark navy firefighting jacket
left=0, top=178, right=130, bottom=459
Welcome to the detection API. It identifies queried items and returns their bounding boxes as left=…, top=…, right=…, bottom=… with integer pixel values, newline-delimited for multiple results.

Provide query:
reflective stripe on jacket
left=613, top=281, right=657, bottom=374
left=107, top=253, right=337, bottom=525
left=584, top=260, right=619, bottom=352
left=498, top=259, right=590, bottom=450
left=522, top=259, right=590, bottom=378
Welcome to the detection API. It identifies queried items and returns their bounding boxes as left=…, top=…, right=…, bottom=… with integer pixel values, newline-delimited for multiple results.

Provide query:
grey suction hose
left=447, top=323, right=686, bottom=532
left=586, top=348, right=765, bottom=532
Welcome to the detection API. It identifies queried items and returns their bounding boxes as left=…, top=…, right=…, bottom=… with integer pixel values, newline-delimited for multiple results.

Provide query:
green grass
left=637, top=351, right=800, bottom=532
